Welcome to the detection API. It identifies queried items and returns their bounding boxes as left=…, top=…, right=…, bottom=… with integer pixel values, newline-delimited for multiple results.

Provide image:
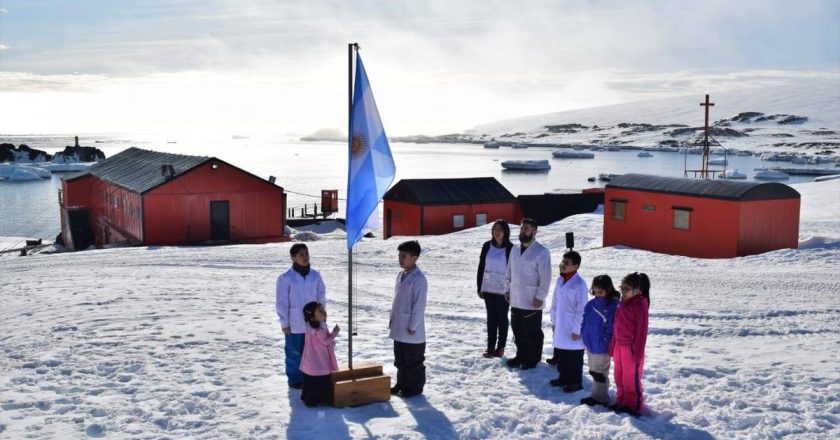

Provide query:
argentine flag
left=346, top=53, right=396, bottom=249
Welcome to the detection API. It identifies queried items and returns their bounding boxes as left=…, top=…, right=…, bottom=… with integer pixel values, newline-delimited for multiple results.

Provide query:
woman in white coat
left=275, top=243, right=327, bottom=389
left=549, top=250, right=589, bottom=392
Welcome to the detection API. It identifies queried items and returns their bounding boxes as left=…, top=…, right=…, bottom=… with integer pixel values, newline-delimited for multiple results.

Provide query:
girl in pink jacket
left=299, top=301, right=340, bottom=407
left=610, top=272, right=650, bottom=416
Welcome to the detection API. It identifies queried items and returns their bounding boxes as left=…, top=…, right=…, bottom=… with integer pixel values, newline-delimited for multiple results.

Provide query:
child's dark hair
left=303, top=301, right=323, bottom=328
left=290, top=243, right=308, bottom=257
left=397, top=240, right=421, bottom=257
left=521, top=218, right=538, bottom=229
left=490, top=220, right=511, bottom=246
left=591, top=274, right=620, bottom=300
left=563, top=250, right=581, bottom=266
left=622, top=272, right=651, bottom=303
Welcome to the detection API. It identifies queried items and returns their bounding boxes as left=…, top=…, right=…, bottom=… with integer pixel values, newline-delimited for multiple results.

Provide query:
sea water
left=0, top=134, right=825, bottom=241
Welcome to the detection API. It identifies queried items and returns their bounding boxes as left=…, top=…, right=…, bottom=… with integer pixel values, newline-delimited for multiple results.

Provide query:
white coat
left=275, top=267, right=327, bottom=334
left=549, top=272, right=589, bottom=350
left=389, top=267, right=428, bottom=344
left=505, top=241, right=552, bottom=310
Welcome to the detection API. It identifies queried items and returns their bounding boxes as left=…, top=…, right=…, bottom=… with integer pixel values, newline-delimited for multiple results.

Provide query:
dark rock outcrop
left=754, top=114, right=808, bottom=125
left=666, top=127, right=749, bottom=137
left=55, top=145, right=106, bottom=162
left=545, top=124, right=588, bottom=133
left=0, top=143, right=53, bottom=162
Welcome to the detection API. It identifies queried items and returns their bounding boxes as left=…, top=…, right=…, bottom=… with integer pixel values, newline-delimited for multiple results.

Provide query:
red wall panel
left=384, top=201, right=421, bottom=238
left=738, top=198, right=800, bottom=255
left=421, top=202, right=518, bottom=235
left=143, top=161, right=285, bottom=245
left=603, top=188, right=740, bottom=258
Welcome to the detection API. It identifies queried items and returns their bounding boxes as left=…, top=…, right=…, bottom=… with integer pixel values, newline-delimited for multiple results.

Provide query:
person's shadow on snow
left=286, top=388, right=351, bottom=439
left=514, top=354, right=715, bottom=439
left=403, top=395, right=457, bottom=440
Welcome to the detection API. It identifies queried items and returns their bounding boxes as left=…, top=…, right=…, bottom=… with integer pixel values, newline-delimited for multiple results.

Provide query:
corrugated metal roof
left=607, top=174, right=800, bottom=201
left=65, top=147, right=210, bottom=194
left=384, top=177, right=516, bottom=205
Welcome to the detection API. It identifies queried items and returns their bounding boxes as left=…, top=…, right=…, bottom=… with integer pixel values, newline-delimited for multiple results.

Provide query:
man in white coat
left=504, top=219, right=552, bottom=370
left=548, top=250, right=589, bottom=392
left=389, top=240, right=428, bottom=398
left=276, top=243, right=327, bottom=389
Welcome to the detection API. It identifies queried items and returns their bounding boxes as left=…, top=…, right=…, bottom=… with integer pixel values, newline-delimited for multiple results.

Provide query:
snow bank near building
left=0, top=181, right=837, bottom=438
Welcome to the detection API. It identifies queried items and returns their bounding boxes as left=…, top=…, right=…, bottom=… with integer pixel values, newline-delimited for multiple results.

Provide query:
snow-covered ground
left=466, top=80, right=840, bottom=155
left=1, top=180, right=838, bottom=439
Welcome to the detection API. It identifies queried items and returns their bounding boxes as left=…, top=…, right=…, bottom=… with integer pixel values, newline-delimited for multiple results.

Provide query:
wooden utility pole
left=700, top=94, right=715, bottom=179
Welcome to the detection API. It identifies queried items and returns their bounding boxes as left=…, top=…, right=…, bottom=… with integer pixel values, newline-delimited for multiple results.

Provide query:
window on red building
left=673, top=207, right=692, bottom=230
left=453, top=214, right=465, bottom=228
left=611, top=199, right=627, bottom=221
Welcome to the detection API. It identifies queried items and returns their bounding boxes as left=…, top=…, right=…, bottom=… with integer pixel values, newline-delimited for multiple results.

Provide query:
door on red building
left=210, top=201, right=230, bottom=240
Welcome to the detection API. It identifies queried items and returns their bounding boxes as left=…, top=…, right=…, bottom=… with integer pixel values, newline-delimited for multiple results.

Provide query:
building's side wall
left=383, top=201, right=421, bottom=238
left=737, top=198, right=800, bottom=256
left=143, top=161, right=285, bottom=245
left=603, top=188, right=740, bottom=258
left=421, top=202, right=518, bottom=236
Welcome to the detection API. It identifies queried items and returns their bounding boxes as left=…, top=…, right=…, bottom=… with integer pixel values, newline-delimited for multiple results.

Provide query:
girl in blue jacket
left=579, top=275, right=620, bottom=406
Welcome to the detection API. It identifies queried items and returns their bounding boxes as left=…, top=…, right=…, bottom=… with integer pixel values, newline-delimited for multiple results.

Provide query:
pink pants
left=613, top=345, right=644, bottom=413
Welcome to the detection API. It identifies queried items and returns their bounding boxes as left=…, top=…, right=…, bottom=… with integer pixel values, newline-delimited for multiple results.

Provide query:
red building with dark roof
left=383, top=177, right=519, bottom=238
left=603, top=174, right=800, bottom=258
left=59, top=147, right=287, bottom=250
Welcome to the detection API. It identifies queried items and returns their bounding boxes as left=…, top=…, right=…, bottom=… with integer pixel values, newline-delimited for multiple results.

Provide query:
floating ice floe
left=637, top=151, right=653, bottom=158
left=483, top=141, right=500, bottom=149
left=720, top=169, right=747, bottom=180
left=0, top=163, right=44, bottom=181
left=753, top=168, right=790, bottom=180
left=37, top=162, right=95, bottom=173
left=708, top=158, right=727, bottom=165
left=552, top=150, right=595, bottom=159
left=501, top=159, right=551, bottom=171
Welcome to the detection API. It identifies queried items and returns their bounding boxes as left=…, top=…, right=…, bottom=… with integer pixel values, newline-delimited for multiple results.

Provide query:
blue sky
left=1, top=0, right=838, bottom=135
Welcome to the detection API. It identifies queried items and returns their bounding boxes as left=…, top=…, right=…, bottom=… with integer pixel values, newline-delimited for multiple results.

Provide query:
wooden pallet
left=330, top=361, right=391, bottom=408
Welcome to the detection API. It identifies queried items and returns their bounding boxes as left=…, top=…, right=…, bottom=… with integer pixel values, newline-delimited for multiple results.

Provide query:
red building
left=603, top=174, right=800, bottom=258
left=59, top=147, right=287, bottom=250
left=383, top=177, right=519, bottom=238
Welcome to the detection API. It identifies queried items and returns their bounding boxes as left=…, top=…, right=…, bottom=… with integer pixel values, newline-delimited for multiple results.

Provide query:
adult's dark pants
left=553, top=347, right=585, bottom=386
left=510, top=307, right=544, bottom=367
left=483, top=293, right=509, bottom=350
left=394, top=341, right=426, bottom=395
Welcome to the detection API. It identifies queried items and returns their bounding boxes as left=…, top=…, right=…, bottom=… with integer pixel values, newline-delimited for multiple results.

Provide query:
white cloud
left=0, top=44, right=8, bottom=51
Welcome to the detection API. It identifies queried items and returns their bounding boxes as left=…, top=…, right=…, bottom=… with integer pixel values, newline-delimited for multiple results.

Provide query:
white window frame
left=611, top=200, right=626, bottom=221
left=453, top=214, right=465, bottom=228
left=673, top=208, right=691, bottom=230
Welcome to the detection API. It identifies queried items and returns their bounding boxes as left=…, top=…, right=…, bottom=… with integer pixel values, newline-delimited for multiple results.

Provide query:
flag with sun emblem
left=346, top=52, right=396, bottom=249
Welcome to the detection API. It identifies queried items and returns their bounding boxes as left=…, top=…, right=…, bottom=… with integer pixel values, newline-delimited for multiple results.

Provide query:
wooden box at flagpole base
left=330, top=361, right=391, bottom=407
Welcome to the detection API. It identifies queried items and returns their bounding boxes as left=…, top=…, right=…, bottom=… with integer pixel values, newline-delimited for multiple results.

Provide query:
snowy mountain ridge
left=465, top=79, right=840, bottom=153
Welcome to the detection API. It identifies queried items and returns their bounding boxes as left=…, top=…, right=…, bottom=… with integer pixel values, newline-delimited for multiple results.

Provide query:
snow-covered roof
left=384, top=177, right=516, bottom=205
left=607, top=174, right=800, bottom=201
left=64, top=147, right=210, bottom=194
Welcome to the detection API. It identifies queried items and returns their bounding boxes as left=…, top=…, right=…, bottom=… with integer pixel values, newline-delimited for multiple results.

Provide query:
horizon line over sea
left=0, top=133, right=830, bottom=242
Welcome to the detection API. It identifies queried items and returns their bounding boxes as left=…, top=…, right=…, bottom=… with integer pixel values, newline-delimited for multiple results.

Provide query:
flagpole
left=347, top=42, right=357, bottom=370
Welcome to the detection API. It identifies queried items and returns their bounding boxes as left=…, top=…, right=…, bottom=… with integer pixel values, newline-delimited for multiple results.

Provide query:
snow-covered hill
left=467, top=79, right=840, bottom=154
left=1, top=179, right=838, bottom=438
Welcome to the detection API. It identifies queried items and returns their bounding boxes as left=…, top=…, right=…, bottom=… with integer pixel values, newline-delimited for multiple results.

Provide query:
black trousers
left=394, top=341, right=426, bottom=394
left=483, top=293, right=509, bottom=350
left=554, top=348, right=585, bottom=386
left=510, top=307, right=544, bottom=367
left=300, top=373, right=332, bottom=406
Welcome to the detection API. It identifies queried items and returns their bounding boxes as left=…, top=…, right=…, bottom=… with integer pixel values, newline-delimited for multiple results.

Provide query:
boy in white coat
left=276, top=243, right=327, bottom=389
left=389, top=240, right=428, bottom=398
left=549, top=250, right=589, bottom=392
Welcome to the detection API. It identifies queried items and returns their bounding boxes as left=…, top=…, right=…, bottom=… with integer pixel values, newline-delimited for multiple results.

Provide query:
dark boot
left=493, top=346, right=505, bottom=358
